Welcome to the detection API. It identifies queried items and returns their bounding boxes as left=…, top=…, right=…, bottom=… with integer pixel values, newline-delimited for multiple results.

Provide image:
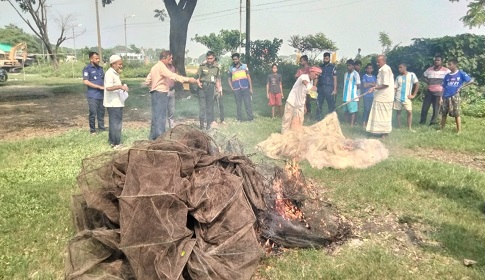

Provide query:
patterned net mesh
left=257, top=112, right=389, bottom=169
left=66, top=124, right=352, bottom=280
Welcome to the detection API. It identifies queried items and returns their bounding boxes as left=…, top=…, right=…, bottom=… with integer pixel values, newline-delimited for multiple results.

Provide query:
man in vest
left=228, top=53, right=254, bottom=122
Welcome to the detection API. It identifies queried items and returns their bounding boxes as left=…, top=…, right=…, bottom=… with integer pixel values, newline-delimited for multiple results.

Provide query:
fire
left=272, top=160, right=309, bottom=228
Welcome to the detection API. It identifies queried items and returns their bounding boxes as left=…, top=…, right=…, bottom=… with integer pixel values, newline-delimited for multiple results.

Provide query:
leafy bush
left=461, top=85, right=485, bottom=117
left=387, top=34, right=485, bottom=85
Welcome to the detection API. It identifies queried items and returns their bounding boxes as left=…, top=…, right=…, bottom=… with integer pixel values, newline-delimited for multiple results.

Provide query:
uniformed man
left=316, top=52, right=338, bottom=121
left=82, top=52, right=105, bottom=134
left=196, top=51, right=221, bottom=130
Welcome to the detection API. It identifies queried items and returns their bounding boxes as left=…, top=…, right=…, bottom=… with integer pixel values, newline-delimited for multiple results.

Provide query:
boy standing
left=361, top=64, right=377, bottom=129
left=267, top=64, right=284, bottom=118
left=342, top=59, right=360, bottom=127
left=440, top=58, right=474, bottom=133
left=394, top=63, right=419, bottom=131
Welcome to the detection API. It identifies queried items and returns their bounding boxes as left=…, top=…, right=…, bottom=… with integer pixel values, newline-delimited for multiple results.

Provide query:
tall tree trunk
left=169, top=17, right=189, bottom=76
left=164, top=0, right=197, bottom=76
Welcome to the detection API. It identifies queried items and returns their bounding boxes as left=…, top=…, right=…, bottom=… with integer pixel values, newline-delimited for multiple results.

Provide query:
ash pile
left=66, top=125, right=351, bottom=280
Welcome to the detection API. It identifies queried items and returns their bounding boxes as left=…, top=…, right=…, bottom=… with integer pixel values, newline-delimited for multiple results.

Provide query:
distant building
left=116, top=52, right=145, bottom=62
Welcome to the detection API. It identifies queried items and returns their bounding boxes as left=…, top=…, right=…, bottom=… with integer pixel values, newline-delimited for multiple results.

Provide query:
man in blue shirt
left=82, top=52, right=105, bottom=134
left=361, top=64, right=377, bottom=129
left=316, top=52, right=337, bottom=121
left=440, top=58, right=474, bottom=133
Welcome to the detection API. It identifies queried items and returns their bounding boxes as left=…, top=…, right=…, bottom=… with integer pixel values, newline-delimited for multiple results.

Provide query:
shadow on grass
left=409, top=175, right=484, bottom=214
left=423, top=221, right=485, bottom=272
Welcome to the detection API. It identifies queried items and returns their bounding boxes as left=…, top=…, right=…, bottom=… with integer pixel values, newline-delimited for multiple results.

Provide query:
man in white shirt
left=281, top=66, right=322, bottom=134
left=366, top=55, right=395, bottom=137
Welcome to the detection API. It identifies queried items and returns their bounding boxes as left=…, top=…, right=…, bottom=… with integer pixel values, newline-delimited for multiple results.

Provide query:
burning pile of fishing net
left=257, top=112, right=389, bottom=169
left=66, top=125, right=351, bottom=280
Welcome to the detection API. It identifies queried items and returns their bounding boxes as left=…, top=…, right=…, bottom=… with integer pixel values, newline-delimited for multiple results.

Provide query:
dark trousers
left=420, top=91, right=441, bottom=124
left=305, top=94, right=312, bottom=115
left=150, top=91, right=169, bottom=140
left=107, top=107, right=123, bottom=146
left=316, top=85, right=336, bottom=121
left=87, top=97, right=105, bottom=132
left=198, top=84, right=215, bottom=129
left=363, top=96, right=374, bottom=123
left=234, top=88, right=253, bottom=121
left=215, top=94, right=224, bottom=122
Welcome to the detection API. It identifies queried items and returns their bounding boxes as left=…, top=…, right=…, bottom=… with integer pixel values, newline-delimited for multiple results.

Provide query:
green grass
left=1, top=77, right=485, bottom=279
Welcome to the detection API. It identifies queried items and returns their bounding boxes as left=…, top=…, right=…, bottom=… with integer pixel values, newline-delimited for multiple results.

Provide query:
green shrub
left=462, top=85, right=485, bottom=117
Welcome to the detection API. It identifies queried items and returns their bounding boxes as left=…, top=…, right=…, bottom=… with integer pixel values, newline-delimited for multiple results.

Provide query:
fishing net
left=66, top=125, right=352, bottom=280
left=257, top=112, right=389, bottom=169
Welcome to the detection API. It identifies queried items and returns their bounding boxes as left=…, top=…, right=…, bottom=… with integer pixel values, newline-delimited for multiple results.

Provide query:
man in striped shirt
left=342, top=59, right=360, bottom=127
left=420, top=55, right=450, bottom=125
left=394, top=63, right=419, bottom=131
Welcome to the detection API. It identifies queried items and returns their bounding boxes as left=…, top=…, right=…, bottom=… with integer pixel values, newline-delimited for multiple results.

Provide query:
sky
left=1, top=0, right=484, bottom=59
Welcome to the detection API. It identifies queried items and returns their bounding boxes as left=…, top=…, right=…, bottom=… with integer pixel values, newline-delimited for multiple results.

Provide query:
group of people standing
left=82, top=52, right=129, bottom=149
left=280, top=52, right=474, bottom=137
left=82, top=50, right=255, bottom=148
left=82, top=50, right=474, bottom=149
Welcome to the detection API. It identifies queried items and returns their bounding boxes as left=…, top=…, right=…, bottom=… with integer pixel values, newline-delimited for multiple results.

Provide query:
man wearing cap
left=366, top=55, right=395, bottom=137
left=146, top=50, right=198, bottom=140
left=104, top=55, right=128, bottom=149
left=282, top=66, right=322, bottom=134
left=82, top=51, right=105, bottom=134
left=316, top=52, right=337, bottom=120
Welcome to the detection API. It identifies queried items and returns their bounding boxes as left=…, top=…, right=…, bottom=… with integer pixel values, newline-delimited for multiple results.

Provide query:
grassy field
left=1, top=76, right=485, bottom=279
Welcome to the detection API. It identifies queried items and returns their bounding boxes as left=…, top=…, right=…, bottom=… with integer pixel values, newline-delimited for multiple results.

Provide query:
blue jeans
left=316, top=85, right=336, bottom=121
left=233, top=88, right=253, bottom=121
left=150, top=91, right=169, bottom=140
left=107, top=107, right=123, bottom=146
left=363, top=96, right=374, bottom=123
left=87, top=97, right=105, bottom=132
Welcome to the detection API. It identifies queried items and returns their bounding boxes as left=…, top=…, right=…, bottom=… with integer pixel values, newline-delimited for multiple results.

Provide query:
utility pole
left=72, top=24, right=82, bottom=60
left=245, top=0, right=250, bottom=68
left=239, top=0, right=242, bottom=53
left=95, top=0, right=103, bottom=63
left=124, top=14, right=135, bottom=59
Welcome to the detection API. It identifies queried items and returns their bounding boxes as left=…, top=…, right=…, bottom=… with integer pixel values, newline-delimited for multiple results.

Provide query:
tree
left=247, top=38, right=283, bottom=74
left=378, top=31, right=392, bottom=54
left=288, top=33, right=337, bottom=63
left=2, top=0, right=78, bottom=66
left=192, top=29, right=244, bottom=58
left=103, top=0, right=197, bottom=75
left=129, top=44, right=141, bottom=54
left=450, top=0, right=485, bottom=28
left=0, top=24, right=42, bottom=53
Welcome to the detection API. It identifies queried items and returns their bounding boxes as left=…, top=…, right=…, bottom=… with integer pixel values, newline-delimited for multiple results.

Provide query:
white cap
left=109, top=55, right=122, bottom=64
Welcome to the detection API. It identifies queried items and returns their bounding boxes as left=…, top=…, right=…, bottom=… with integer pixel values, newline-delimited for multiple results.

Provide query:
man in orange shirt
left=146, top=50, right=198, bottom=140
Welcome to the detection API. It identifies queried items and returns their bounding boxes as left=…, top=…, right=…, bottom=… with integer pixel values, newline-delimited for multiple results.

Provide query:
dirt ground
left=1, top=84, right=484, bottom=174
left=0, top=85, right=150, bottom=141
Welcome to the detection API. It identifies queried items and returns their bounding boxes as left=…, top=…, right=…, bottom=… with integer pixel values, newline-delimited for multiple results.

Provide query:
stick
left=335, top=90, right=371, bottom=110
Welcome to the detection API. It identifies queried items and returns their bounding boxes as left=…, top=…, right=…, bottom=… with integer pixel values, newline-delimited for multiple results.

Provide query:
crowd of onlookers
left=278, top=53, right=473, bottom=137
left=81, top=50, right=474, bottom=149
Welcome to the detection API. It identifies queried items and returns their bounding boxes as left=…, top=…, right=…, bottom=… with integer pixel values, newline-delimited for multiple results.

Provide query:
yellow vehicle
left=0, top=42, right=27, bottom=71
